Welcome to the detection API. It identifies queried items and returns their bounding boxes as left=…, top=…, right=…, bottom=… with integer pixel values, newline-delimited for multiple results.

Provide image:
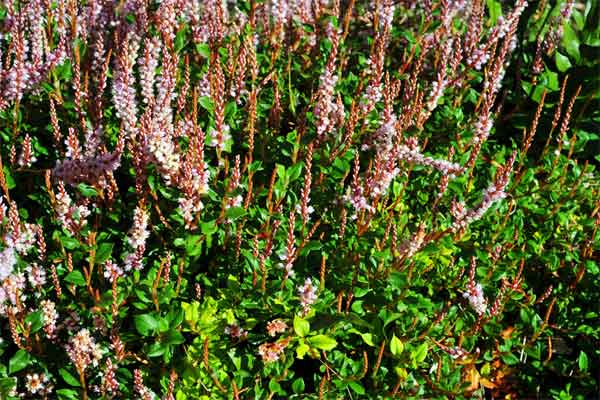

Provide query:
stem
left=79, top=370, right=88, bottom=400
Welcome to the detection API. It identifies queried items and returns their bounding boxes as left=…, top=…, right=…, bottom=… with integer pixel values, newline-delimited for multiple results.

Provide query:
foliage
left=0, top=0, right=598, bottom=399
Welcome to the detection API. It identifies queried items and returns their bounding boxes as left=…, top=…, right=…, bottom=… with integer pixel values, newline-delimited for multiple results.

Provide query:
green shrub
left=0, top=0, right=598, bottom=399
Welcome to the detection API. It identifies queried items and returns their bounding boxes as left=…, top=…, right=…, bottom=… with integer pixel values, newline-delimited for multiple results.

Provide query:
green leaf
left=395, top=367, right=408, bottom=380
left=308, top=335, right=337, bottom=351
left=486, top=0, right=502, bottom=24
left=174, top=28, right=188, bottom=53
left=390, top=335, right=404, bottom=356
left=163, top=330, right=185, bottom=345
left=135, top=288, right=152, bottom=304
left=585, top=260, right=598, bottom=274
left=520, top=308, right=531, bottom=324
left=61, top=236, right=80, bottom=250
left=135, top=313, right=160, bottom=336
left=184, top=234, right=203, bottom=257
left=359, top=332, right=375, bottom=347
left=292, top=378, right=305, bottom=394
left=201, top=220, right=218, bottom=235
left=24, top=310, right=44, bottom=333
left=56, top=388, right=80, bottom=400
left=158, top=316, right=170, bottom=333
left=248, top=161, right=263, bottom=173
left=64, top=271, right=86, bottom=286
left=0, top=378, right=17, bottom=398
left=3, top=166, right=15, bottom=189
left=9, top=349, right=30, bottom=374
left=276, top=164, right=287, bottom=182
left=195, top=43, right=210, bottom=58
left=269, top=379, right=283, bottom=394
left=287, top=163, right=303, bottom=182
left=294, top=316, right=310, bottom=337
left=167, top=308, right=184, bottom=327
left=77, top=183, right=97, bottom=197
left=412, top=343, right=428, bottom=363
left=562, top=24, right=580, bottom=61
left=59, top=368, right=81, bottom=387
left=296, top=342, right=310, bottom=359
left=348, top=381, right=366, bottom=395
left=198, top=96, right=214, bottom=113
left=555, top=52, right=572, bottom=72
left=182, top=301, right=199, bottom=326
left=578, top=351, right=588, bottom=371
left=225, top=207, right=247, bottom=221
left=147, top=342, right=167, bottom=357
left=95, top=242, right=114, bottom=264
left=300, top=241, right=322, bottom=255
left=501, top=352, right=519, bottom=366
left=348, top=329, right=374, bottom=346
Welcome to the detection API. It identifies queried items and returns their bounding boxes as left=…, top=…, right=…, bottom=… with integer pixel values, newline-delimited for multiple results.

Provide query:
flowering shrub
left=0, top=0, right=598, bottom=399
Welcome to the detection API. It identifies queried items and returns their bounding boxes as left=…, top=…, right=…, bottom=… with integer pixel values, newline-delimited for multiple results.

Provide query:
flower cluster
left=266, top=319, right=288, bottom=337
left=225, top=323, right=248, bottom=340
left=54, top=183, right=91, bottom=235
left=452, top=151, right=516, bottom=231
left=0, top=246, right=17, bottom=281
left=298, top=278, right=318, bottom=315
left=0, top=0, right=593, bottom=398
left=463, top=257, right=488, bottom=316
left=258, top=337, right=290, bottom=363
left=41, top=299, right=58, bottom=339
left=25, top=372, right=53, bottom=396
left=103, top=260, right=124, bottom=283
left=397, top=137, right=464, bottom=177
left=464, top=282, right=487, bottom=316
left=124, top=206, right=150, bottom=271
left=178, top=132, right=210, bottom=229
left=314, top=31, right=343, bottom=140
left=133, top=369, right=154, bottom=400
left=66, top=329, right=103, bottom=374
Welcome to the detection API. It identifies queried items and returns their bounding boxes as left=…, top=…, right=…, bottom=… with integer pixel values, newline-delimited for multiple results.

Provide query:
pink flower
left=463, top=283, right=487, bottom=315
left=104, top=260, right=124, bottom=283
left=26, top=263, right=46, bottom=288
left=225, top=323, right=248, bottom=340
left=127, top=206, right=150, bottom=249
left=0, top=247, right=17, bottom=281
left=41, top=300, right=58, bottom=339
left=123, top=206, right=149, bottom=272
left=66, top=329, right=103, bottom=373
left=258, top=338, right=290, bottom=363
left=25, top=373, right=52, bottom=396
left=298, top=278, right=318, bottom=315
left=266, top=319, right=288, bottom=337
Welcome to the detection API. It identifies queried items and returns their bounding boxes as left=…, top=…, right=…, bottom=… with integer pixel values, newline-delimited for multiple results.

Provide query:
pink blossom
left=66, top=329, right=103, bottom=373
left=258, top=338, right=290, bottom=363
left=26, top=263, right=46, bottom=288
left=266, top=319, right=288, bottom=337
left=41, top=300, right=58, bottom=339
left=463, top=282, right=487, bottom=315
left=124, top=206, right=149, bottom=271
left=298, top=278, right=318, bottom=315
left=225, top=323, right=248, bottom=340
left=0, top=247, right=17, bottom=281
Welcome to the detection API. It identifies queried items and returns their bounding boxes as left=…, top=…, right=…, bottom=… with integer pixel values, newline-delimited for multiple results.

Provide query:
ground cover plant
left=0, top=0, right=598, bottom=398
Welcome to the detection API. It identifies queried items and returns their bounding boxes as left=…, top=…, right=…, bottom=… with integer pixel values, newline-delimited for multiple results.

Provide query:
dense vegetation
left=0, top=0, right=598, bottom=398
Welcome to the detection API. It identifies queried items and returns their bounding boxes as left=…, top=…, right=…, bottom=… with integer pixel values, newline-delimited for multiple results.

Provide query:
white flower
left=26, top=373, right=50, bottom=395
left=126, top=206, right=149, bottom=249
left=26, top=263, right=47, bottom=287
left=0, top=247, right=17, bottom=281
left=66, top=329, right=103, bottom=372
left=298, top=278, right=318, bottom=314
left=463, top=283, right=487, bottom=315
